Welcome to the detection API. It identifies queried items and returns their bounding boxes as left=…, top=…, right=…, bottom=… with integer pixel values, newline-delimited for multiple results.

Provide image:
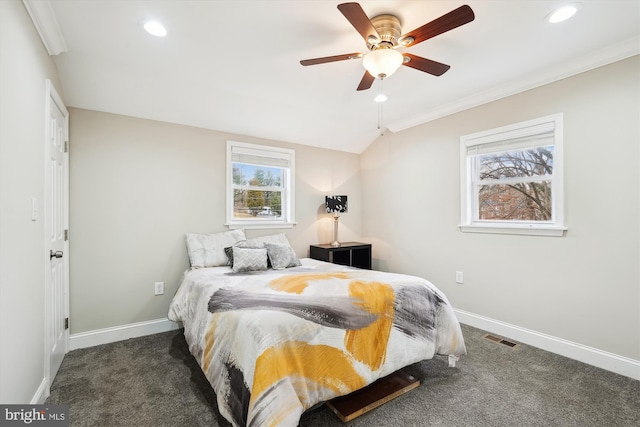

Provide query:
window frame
left=226, top=140, right=296, bottom=230
left=459, top=113, right=566, bottom=237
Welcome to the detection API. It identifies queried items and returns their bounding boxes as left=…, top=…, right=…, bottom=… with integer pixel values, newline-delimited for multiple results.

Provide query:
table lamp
left=325, top=195, right=348, bottom=247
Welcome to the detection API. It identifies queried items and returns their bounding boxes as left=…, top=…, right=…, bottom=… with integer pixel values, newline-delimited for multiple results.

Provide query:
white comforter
left=168, top=258, right=466, bottom=427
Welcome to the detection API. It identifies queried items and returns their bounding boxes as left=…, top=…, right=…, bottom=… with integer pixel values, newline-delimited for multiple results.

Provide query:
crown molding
left=388, top=36, right=640, bottom=133
left=22, top=0, right=67, bottom=56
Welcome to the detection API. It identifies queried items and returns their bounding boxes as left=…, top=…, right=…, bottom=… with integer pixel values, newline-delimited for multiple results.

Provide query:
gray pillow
left=231, top=246, right=268, bottom=273
left=224, top=246, right=234, bottom=266
left=265, top=242, right=301, bottom=270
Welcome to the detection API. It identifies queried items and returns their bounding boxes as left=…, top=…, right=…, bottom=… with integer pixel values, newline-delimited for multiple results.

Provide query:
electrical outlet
left=154, top=281, right=164, bottom=295
left=455, top=271, right=464, bottom=284
left=31, top=197, right=38, bottom=221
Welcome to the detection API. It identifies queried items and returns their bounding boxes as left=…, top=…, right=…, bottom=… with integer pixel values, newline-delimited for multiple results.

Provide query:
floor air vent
left=482, top=334, right=520, bottom=349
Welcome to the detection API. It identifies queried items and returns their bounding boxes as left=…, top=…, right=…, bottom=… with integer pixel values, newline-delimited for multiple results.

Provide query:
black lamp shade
left=325, top=195, right=348, bottom=213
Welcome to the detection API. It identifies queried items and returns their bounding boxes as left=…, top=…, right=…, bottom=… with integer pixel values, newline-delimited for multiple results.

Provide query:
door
left=45, top=80, right=69, bottom=387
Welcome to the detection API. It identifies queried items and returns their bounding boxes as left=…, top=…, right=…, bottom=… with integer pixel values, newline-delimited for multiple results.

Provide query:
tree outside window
left=227, top=141, right=295, bottom=229
left=460, top=114, right=565, bottom=236
left=232, top=164, right=283, bottom=218
left=476, top=146, right=553, bottom=221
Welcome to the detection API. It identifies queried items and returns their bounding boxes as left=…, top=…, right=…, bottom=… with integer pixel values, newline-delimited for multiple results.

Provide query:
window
left=460, top=113, right=565, bottom=236
left=226, top=141, right=295, bottom=229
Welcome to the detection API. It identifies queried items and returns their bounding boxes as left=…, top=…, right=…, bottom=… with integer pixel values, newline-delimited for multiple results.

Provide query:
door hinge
left=64, top=229, right=69, bottom=241
left=64, top=141, right=68, bottom=153
left=64, top=317, right=69, bottom=330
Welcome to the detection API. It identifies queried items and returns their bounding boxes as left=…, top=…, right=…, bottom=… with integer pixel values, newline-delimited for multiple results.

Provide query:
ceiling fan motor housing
left=369, top=14, right=402, bottom=49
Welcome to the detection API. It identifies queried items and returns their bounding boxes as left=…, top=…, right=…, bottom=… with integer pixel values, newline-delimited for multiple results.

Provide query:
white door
left=45, top=80, right=69, bottom=388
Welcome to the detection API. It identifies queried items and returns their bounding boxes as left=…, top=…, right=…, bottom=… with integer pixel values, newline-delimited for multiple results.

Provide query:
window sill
left=459, top=224, right=566, bottom=237
left=226, top=221, right=296, bottom=230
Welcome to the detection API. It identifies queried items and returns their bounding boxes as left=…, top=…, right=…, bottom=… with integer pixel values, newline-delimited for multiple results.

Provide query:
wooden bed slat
left=326, top=369, right=420, bottom=422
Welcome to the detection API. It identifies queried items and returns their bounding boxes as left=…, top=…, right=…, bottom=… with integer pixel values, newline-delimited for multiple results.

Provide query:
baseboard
left=63, top=312, right=640, bottom=379
left=69, top=318, right=180, bottom=351
left=30, top=378, right=48, bottom=404
left=454, top=309, right=640, bottom=380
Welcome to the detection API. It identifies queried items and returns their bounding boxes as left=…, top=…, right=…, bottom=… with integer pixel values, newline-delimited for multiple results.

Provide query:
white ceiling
left=41, top=0, right=639, bottom=153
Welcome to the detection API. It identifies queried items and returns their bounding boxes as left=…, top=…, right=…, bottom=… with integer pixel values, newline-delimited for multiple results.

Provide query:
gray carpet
left=46, top=324, right=640, bottom=426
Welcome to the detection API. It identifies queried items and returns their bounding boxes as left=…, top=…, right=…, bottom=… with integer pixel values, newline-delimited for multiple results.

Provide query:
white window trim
left=459, top=113, right=566, bottom=237
left=226, top=140, right=296, bottom=230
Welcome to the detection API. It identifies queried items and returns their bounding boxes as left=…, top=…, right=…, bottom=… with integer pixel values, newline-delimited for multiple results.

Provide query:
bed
left=168, top=231, right=466, bottom=427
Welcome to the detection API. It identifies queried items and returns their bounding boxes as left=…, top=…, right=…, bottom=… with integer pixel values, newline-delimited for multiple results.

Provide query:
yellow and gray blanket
left=168, top=259, right=466, bottom=427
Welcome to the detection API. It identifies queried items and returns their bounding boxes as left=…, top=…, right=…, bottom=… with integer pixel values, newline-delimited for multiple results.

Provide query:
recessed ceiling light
left=144, top=21, right=167, bottom=37
left=374, top=94, right=388, bottom=103
left=546, top=3, right=581, bottom=24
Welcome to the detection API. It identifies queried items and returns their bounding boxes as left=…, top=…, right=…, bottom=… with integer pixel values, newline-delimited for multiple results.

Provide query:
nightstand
left=309, top=242, right=372, bottom=270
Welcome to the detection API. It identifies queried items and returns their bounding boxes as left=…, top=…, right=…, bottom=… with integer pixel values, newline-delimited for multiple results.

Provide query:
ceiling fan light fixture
left=367, top=35, right=380, bottom=45
left=398, top=36, right=414, bottom=47
left=362, top=48, right=403, bottom=79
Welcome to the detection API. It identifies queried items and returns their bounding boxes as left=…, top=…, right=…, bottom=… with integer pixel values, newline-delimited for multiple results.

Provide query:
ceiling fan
left=300, top=2, right=475, bottom=91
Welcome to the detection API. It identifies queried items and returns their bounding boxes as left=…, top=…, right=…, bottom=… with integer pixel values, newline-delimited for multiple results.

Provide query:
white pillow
left=186, top=229, right=246, bottom=268
left=244, top=233, right=291, bottom=248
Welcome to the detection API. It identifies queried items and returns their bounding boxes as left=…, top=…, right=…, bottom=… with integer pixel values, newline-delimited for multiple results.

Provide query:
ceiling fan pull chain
left=378, top=100, right=383, bottom=135
left=378, top=79, right=385, bottom=135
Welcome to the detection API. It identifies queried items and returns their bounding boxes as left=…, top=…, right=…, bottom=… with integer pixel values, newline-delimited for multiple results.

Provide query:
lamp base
left=331, top=214, right=341, bottom=247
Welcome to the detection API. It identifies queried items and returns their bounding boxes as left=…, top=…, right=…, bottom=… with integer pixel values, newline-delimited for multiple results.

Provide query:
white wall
left=361, top=56, right=639, bottom=362
left=0, top=0, right=65, bottom=403
left=68, top=108, right=362, bottom=333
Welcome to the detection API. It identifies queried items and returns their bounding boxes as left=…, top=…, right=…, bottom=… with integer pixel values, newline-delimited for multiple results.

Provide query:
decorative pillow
left=186, top=229, right=246, bottom=268
left=224, top=244, right=264, bottom=267
left=232, top=246, right=268, bottom=273
left=224, top=246, right=234, bottom=266
left=265, top=242, right=301, bottom=270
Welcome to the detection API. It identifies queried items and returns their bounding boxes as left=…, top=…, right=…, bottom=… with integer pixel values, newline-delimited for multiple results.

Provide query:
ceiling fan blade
left=337, top=2, right=380, bottom=43
left=356, top=71, right=375, bottom=91
left=300, top=53, right=363, bottom=66
left=402, top=54, right=450, bottom=76
left=400, top=5, right=475, bottom=47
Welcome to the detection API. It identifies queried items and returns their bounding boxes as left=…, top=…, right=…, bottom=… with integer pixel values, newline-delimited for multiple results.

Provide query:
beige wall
left=361, top=56, right=640, bottom=360
left=68, top=108, right=361, bottom=333
left=0, top=0, right=65, bottom=403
